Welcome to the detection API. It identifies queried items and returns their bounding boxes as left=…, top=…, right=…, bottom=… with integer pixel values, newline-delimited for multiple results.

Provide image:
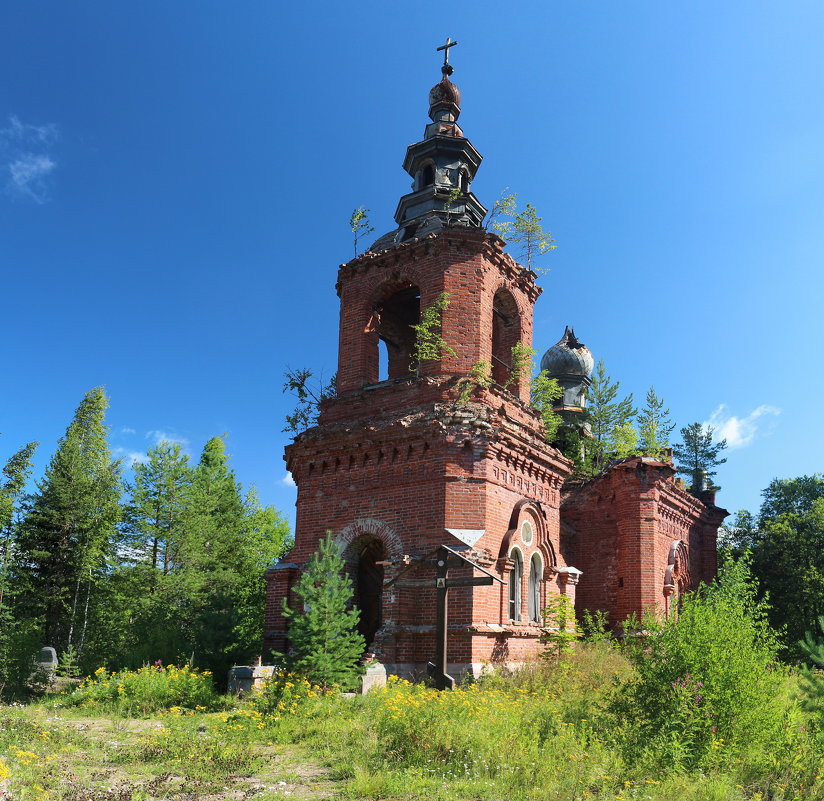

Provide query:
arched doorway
left=354, top=538, right=387, bottom=647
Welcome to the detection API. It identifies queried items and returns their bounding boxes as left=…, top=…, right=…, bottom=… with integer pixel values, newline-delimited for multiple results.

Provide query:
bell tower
left=265, top=44, right=577, bottom=678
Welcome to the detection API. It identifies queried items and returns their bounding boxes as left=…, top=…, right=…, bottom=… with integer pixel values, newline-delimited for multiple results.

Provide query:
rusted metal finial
left=436, top=36, right=458, bottom=76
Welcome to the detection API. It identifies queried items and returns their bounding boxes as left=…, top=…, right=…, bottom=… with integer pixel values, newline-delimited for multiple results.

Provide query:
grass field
left=2, top=644, right=822, bottom=801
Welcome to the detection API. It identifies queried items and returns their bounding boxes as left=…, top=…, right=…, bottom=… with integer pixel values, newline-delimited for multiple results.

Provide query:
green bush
left=250, top=671, right=324, bottom=718
left=54, top=663, right=220, bottom=715
left=606, top=558, right=794, bottom=772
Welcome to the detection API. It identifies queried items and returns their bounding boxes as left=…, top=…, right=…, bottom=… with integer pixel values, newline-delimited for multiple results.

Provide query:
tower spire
left=368, top=39, right=487, bottom=252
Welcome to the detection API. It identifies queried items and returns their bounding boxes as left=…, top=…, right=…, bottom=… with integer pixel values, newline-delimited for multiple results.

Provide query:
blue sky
left=2, top=1, right=823, bottom=525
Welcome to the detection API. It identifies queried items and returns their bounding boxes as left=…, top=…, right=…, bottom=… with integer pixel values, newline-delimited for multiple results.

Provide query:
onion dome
left=540, top=326, right=594, bottom=378
left=428, top=76, right=462, bottom=111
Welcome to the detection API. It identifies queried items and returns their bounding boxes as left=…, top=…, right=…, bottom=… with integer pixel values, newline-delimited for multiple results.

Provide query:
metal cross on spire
left=436, top=37, right=458, bottom=75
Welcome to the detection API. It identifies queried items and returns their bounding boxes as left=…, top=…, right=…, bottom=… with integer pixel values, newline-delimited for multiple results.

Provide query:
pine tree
left=798, top=615, right=824, bottom=720
left=584, top=361, right=637, bottom=473
left=18, top=388, right=121, bottom=656
left=636, top=386, right=675, bottom=460
left=282, top=533, right=365, bottom=690
left=0, top=441, right=38, bottom=698
left=673, top=422, right=727, bottom=493
left=124, top=441, right=193, bottom=573
left=491, top=200, right=555, bottom=273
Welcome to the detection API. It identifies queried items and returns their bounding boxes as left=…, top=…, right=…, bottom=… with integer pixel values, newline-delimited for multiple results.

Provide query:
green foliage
left=530, top=370, right=564, bottom=442
left=607, top=558, right=791, bottom=772
left=410, top=291, right=456, bottom=370
left=442, top=187, right=464, bottom=214
left=87, top=436, right=290, bottom=683
left=0, top=441, right=38, bottom=699
left=282, top=368, right=337, bottom=433
left=281, top=534, right=365, bottom=690
left=759, top=474, right=824, bottom=526
left=56, top=663, right=220, bottom=715
left=483, top=188, right=517, bottom=231
left=540, top=593, right=581, bottom=661
left=580, top=609, right=614, bottom=644
left=251, top=671, right=325, bottom=717
left=491, top=197, right=555, bottom=273
left=349, top=206, right=374, bottom=257
left=636, top=386, right=675, bottom=460
left=583, top=360, right=637, bottom=475
left=798, top=615, right=824, bottom=728
left=55, top=643, right=81, bottom=679
left=17, top=387, right=122, bottom=658
left=673, top=422, right=727, bottom=492
left=502, top=342, right=533, bottom=390
left=751, top=493, right=824, bottom=658
left=456, top=359, right=493, bottom=403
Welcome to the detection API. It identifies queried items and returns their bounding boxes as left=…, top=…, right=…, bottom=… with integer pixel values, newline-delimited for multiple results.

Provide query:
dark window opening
left=491, top=288, right=521, bottom=386
left=375, top=285, right=421, bottom=379
left=355, top=539, right=387, bottom=647
left=460, top=170, right=469, bottom=193
left=420, top=163, right=435, bottom=188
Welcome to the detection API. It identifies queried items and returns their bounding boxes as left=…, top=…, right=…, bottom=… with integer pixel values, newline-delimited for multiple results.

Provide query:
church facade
left=264, top=53, right=726, bottom=677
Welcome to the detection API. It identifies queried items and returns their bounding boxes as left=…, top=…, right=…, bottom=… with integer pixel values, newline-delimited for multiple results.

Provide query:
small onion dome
left=540, top=326, right=594, bottom=377
left=429, top=76, right=461, bottom=110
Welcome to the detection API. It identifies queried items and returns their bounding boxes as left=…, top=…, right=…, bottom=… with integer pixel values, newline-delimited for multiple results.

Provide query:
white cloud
left=280, top=472, right=296, bottom=487
left=1, top=115, right=59, bottom=202
left=146, top=430, right=190, bottom=448
left=8, top=153, right=56, bottom=202
left=1, top=115, right=57, bottom=145
left=112, top=447, right=148, bottom=467
left=119, top=427, right=137, bottom=435
left=704, top=404, right=781, bottom=449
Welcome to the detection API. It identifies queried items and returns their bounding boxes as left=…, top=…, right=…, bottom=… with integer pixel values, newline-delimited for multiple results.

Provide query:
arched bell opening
left=491, top=288, right=522, bottom=387
left=374, top=284, right=421, bottom=380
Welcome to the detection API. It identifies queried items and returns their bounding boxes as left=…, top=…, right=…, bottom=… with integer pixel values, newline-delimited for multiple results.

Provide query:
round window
left=521, top=520, right=534, bottom=545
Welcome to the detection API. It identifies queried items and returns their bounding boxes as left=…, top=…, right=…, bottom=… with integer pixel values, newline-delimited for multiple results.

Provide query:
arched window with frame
left=509, top=548, right=523, bottom=622
left=419, top=163, right=435, bottom=189
left=528, top=553, right=543, bottom=623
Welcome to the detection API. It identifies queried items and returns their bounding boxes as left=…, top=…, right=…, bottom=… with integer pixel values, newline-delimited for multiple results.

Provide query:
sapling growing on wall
left=411, top=292, right=457, bottom=371
left=349, top=206, right=374, bottom=257
left=282, top=369, right=337, bottom=433
left=456, top=360, right=493, bottom=403
left=673, top=422, right=727, bottom=493
left=488, top=192, right=556, bottom=273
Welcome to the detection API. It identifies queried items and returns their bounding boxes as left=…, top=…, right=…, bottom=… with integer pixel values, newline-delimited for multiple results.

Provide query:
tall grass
left=51, top=663, right=220, bottom=715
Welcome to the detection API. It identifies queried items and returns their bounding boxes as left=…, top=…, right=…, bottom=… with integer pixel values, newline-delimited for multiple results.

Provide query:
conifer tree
left=491, top=199, right=555, bottom=273
left=673, top=422, right=727, bottom=492
left=18, top=388, right=121, bottom=656
left=584, top=361, right=637, bottom=473
left=798, top=615, right=824, bottom=720
left=636, top=386, right=675, bottom=460
left=0, top=441, right=38, bottom=698
left=124, top=441, right=193, bottom=574
left=282, top=533, right=365, bottom=690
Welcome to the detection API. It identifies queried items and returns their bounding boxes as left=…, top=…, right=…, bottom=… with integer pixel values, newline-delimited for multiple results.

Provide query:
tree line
left=0, top=387, right=290, bottom=698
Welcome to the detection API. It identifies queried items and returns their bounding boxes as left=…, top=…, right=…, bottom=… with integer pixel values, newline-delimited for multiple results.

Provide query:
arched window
left=420, top=163, right=435, bottom=189
left=509, top=549, right=523, bottom=622
left=528, top=553, right=542, bottom=623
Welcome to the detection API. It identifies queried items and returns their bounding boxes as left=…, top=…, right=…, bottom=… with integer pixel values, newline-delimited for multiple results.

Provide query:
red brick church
left=265, top=49, right=727, bottom=678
